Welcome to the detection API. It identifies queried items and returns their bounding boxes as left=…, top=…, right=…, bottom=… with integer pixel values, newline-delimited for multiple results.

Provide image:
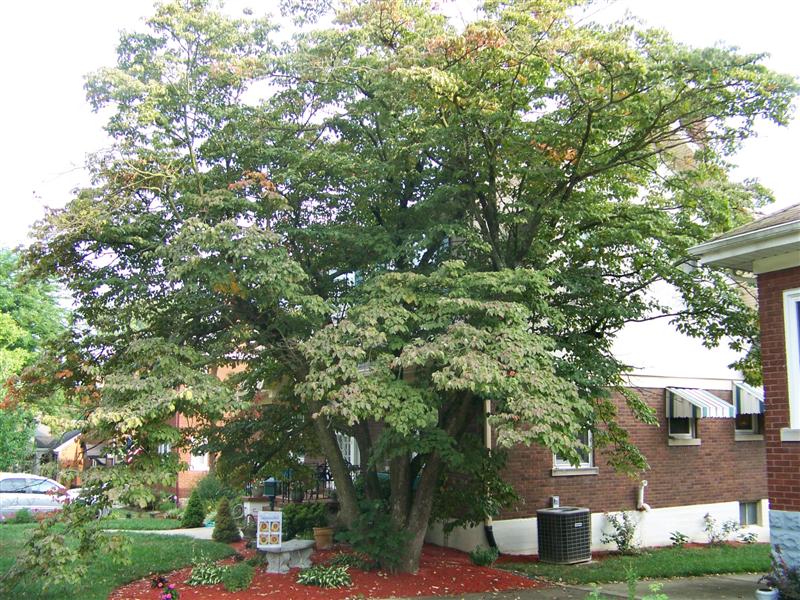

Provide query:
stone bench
left=261, top=538, right=315, bottom=574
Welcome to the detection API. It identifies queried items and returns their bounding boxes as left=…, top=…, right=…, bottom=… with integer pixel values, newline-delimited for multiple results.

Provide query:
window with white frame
left=668, top=416, right=697, bottom=439
left=734, top=413, right=764, bottom=435
left=739, top=500, right=759, bottom=526
left=335, top=432, right=360, bottom=468
left=188, top=438, right=209, bottom=471
left=553, top=430, right=594, bottom=471
left=784, top=288, right=800, bottom=432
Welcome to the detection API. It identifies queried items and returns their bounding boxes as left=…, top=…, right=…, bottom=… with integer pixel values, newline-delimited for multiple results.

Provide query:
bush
left=669, top=531, right=689, bottom=548
left=282, top=502, right=328, bottom=540
left=194, top=473, right=239, bottom=512
left=181, top=490, right=206, bottom=528
left=702, top=513, right=740, bottom=546
left=296, top=565, right=351, bottom=588
left=213, top=498, right=241, bottom=543
left=335, top=500, right=410, bottom=571
left=326, top=551, right=377, bottom=571
left=245, top=554, right=265, bottom=567
left=186, top=556, right=227, bottom=586
left=10, top=509, right=35, bottom=524
left=469, top=546, right=499, bottom=566
left=601, top=512, right=639, bottom=555
left=222, top=563, right=254, bottom=592
left=759, top=545, right=800, bottom=599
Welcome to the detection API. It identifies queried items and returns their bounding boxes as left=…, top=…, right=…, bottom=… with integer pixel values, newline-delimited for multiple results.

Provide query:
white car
left=0, top=472, right=71, bottom=520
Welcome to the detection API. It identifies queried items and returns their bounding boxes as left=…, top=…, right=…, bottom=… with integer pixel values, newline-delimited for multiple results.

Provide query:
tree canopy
left=18, top=0, right=798, bottom=574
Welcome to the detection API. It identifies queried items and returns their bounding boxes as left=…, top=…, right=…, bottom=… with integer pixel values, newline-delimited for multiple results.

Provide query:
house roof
left=52, top=430, right=82, bottom=453
left=689, top=203, right=800, bottom=273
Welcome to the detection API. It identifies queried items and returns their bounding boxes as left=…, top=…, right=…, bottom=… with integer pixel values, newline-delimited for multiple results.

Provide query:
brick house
left=427, top=375, right=769, bottom=554
left=691, top=203, right=800, bottom=568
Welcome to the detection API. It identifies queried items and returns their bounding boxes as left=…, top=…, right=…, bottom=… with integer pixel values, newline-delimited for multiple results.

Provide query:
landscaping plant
left=181, top=490, right=205, bottom=529
left=185, top=556, right=227, bottom=586
left=152, top=574, right=180, bottom=600
left=469, top=546, right=500, bottom=566
left=9, top=510, right=35, bottom=525
left=327, top=551, right=378, bottom=571
left=601, top=512, right=639, bottom=555
left=702, top=513, right=740, bottom=546
left=759, top=545, right=800, bottom=600
left=222, top=563, right=254, bottom=592
left=669, top=531, right=689, bottom=548
left=296, top=565, right=352, bottom=588
left=282, top=502, right=328, bottom=540
left=212, top=498, right=241, bottom=543
left=335, top=500, right=410, bottom=572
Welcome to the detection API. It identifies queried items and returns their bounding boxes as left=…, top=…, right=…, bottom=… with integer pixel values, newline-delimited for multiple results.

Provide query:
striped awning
left=666, top=388, right=736, bottom=419
left=733, top=381, right=765, bottom=415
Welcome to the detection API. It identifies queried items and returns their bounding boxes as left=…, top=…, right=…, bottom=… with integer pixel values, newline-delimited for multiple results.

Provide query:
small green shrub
left=245, top=554, right=265, bottom=567
left=158, top=499, right=177, bottom=512
left=194, top=473, right=239, bottom=512
left=335, top=500, right=410, bottom=571
left=282, top=502, right=327, bottom=540
left=181, top=490, right=206, bottom=528
left=186, top=556, right=227, bottom=586
left=213, top=498, right=241, bottom=543
left=739, top=531, right=758, bottom=544
left=702, top=513, right=740, bottom=546
left=669, top=531, right=689, bottom=548
left=469, top=546, right=499, bottom=566
left=10, top=509, right=35, bottom=524
left=296, top=564, right=351, bottom=588
left=327, top=551, right=377, bottom=571
left=759, top=545, right=800, bottom=599
left=601, top=512, right=639, bottom=555
left=222, top=562, right=254, bottom=592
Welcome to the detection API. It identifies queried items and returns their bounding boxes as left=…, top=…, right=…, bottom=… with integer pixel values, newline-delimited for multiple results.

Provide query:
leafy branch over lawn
left=0, top=524, right=233, bottom=600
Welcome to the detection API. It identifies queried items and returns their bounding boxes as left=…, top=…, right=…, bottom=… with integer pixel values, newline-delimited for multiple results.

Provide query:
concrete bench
left=261, top=538, right=315, bottom=574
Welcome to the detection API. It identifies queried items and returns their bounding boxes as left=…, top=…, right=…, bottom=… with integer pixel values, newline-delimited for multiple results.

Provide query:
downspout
left=637, top=479, right=651, bottom=512
left=484, top=399, right=498, bottom=549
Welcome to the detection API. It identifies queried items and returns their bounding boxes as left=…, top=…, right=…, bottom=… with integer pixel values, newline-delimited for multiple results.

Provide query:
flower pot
left=755, top=587, right=779, bottom=600
left=313, top=526, right=334, bottom=550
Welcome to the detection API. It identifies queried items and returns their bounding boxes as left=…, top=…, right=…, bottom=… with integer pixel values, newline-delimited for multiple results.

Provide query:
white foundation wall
left=427, top=500, right=769, bottom=554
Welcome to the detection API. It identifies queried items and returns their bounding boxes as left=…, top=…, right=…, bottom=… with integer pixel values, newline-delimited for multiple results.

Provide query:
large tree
left=20, top=0, right=797, bottom=573
left=0, top=249, right=66, bottom=471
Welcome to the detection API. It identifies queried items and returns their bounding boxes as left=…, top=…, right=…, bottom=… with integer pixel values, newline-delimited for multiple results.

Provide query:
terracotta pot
left=313, top=526, right=334, bottom=550
left=755, top=587, right=779, bottom=600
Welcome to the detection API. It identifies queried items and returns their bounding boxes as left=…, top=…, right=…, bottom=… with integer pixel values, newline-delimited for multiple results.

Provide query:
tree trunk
left=311, top=415, right=359, bottom=527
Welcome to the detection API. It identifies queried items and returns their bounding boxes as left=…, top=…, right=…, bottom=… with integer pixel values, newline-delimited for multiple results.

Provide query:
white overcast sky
left=1, top=1, right=798, bottom=250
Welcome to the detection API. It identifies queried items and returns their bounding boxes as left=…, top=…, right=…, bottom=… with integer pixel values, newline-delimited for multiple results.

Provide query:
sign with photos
left=256, top=510, right=282, bottom=550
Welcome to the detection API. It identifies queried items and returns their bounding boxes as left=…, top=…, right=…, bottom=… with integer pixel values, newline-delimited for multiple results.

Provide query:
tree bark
left=311, top=415, right=359, bottom=527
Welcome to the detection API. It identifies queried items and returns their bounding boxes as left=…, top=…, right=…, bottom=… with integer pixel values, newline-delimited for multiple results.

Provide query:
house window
left=668, top=417, right=696, bottom=439
left=553, top=430, right=598, bottom=476
left=739, top=501, right=759, bottom=526
left=157, top=443, right=172, bottom=455
left=784, top=288, right=800, bottom=435
left=335, top=433, right=360, bottom=468
left=735, top=413, right=764, bottom=435
left=189, top=451, right=209, bottom=471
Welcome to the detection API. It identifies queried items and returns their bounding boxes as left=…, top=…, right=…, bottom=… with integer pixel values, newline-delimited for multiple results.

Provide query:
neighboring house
left=691, top=202, right=800, bottom=569
left=34, top=426, right=116, bottom=484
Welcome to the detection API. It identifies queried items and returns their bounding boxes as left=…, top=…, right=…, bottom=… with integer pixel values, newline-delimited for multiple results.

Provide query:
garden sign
left=257, top=510, right=282, bottom=550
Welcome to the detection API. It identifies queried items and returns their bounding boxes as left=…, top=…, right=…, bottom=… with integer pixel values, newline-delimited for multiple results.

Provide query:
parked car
left=0, top=472, right=72, bottom=520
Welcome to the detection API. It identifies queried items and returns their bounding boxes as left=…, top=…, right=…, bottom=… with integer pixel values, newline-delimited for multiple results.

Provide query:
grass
left=0, top=523, right=235, bottom=600
left=99, top=517, right=184, bottom=530
left=498, top=544, right=771, bottom=584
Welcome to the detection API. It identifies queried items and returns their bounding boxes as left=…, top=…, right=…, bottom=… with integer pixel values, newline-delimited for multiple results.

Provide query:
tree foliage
left=18, top=0, right=798, bottom=573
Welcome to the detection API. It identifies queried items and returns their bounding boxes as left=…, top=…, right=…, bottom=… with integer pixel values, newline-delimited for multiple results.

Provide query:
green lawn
left=0, top=523, right=234, bottom=600
left=498, top=544, right=771, bottom=584
left=99, top=517, right=184, bottom=530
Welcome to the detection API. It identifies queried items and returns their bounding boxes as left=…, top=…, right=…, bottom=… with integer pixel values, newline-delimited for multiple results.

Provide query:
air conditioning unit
left=537, top=506, right=591, bottom=564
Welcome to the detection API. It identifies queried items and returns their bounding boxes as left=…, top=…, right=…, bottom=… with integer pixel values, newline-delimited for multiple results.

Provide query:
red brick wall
left=758, top=265, right=800, bottom=512
left=500, top=387, right=766, bottom=518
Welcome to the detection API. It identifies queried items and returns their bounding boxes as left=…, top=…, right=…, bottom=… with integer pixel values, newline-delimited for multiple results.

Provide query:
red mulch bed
left=109, top=543, right=546, bottom=599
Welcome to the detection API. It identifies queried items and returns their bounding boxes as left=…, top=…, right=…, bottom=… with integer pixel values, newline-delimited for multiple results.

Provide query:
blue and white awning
left=733, top=381, right=764, bottom=415
left=666, top=388, right=736, bottom=419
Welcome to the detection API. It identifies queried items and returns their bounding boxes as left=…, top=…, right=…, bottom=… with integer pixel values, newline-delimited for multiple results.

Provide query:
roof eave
left=689, top=220, right=800, bottom=273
